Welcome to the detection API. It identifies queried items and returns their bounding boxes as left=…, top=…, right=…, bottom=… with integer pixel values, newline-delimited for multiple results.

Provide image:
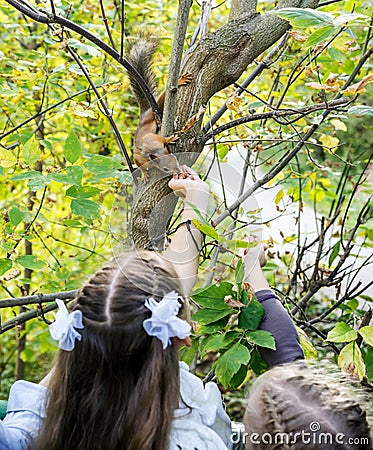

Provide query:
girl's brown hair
left=37, top=250, right=186, bottom=450
left=244, top=361, right=371, bottom=450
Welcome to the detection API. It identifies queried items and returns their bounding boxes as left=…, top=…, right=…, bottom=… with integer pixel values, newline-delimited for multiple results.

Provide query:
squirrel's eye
left=149, top=154, right=157, bottom=160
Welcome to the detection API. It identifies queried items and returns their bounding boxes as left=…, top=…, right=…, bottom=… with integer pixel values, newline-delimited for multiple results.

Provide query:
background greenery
left=0, top=0, right=372, bottom=420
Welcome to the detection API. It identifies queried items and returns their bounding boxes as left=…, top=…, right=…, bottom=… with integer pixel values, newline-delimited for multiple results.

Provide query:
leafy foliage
left=0, top=0, right=372, bottom=411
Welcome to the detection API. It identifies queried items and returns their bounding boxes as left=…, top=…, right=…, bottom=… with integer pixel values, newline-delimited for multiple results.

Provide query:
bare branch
left=4, top=0, right=162, bottom=125
left=0, top=290, right=77, bottom=309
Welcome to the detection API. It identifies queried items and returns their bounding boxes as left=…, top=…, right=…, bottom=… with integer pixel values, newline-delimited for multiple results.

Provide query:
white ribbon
left=49, top=299, right=84, bottom=351
left=143, top=291, right=191, bottom=349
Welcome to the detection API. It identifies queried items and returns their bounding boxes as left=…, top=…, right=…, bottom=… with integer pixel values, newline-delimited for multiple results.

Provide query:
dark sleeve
left=255, top=289, right=304, bottom=367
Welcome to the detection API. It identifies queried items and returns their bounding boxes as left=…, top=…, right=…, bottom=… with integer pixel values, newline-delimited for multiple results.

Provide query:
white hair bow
left=49, top=299, right=84, bottom=351
left=143, top=291, right=191, bottom=349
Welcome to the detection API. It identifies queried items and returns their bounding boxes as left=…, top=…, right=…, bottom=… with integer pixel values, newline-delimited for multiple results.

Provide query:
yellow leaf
left=296, top=326, right=318, bottom=359
left=310, top=189, right=325, bottom=202
left=338, top=341, right=366, bottom=380
left=226, top=93, right=241, bottom=112
left=326, top=73, right=340, bottom=86
left=319, top=134, right=339, bottom=152
left=341, top=74, right=373, bottom=95
left=0, top=148, right=17, bottom=168
left=305, top=82, right=339, bottom=92
left=274, top=188, right=285, bottom=205
left=330, top=119, right=347, bottom=132
left=71, top=101, right=97, bottom=119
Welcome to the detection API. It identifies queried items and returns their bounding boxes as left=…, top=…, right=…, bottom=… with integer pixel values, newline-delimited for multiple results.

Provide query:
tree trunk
left=131, top=0, right=318, bottom=247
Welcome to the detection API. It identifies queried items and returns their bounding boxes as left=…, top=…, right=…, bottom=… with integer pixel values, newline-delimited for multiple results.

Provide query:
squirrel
left=127, top=37, right=191, bottom=180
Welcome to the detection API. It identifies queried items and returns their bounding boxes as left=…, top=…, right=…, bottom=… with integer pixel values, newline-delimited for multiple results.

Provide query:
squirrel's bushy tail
left=127, top=36, right=159, bottom=115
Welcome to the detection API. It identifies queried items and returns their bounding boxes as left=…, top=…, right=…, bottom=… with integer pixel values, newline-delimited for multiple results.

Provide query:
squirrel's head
left=149, top=152, right=180, bottom=174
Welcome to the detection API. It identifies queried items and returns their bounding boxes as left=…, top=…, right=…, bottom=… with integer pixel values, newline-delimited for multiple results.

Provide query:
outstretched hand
left=168, top=165, right=209, bottom=200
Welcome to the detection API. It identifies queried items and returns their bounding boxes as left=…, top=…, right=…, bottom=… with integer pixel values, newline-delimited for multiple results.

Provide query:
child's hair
left=243, top=361, right=372, bottom=450
left=37, top=250, right=188, bottom=450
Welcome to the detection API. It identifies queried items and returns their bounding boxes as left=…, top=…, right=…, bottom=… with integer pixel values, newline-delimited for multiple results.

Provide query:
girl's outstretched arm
left=242, top=239, right=304, bottom=367
left=165, top=165, right=210, bottom=296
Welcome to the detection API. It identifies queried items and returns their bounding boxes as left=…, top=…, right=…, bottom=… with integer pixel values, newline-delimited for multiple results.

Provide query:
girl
left=0, top=166, right=304, bottom=450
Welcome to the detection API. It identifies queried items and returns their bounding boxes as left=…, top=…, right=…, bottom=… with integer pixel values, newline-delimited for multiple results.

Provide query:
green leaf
left=328, top=240, right=341, bottom=267
left=197, top=317, right=230, bottom=335
left=64, top=131, right=82, bottom=164
left=71, top=199, right=101, bottom=219
left=84, top=155, right=120, bottom=177
left=304, top=26, right=335, bottom=49
left=226, top=239, right=257, bottom=250
left=297, top=326, right=318, bottom=359
left=326, top=322, right=357, bottom=343
left=338, top=341, right=366, bottom=380
left=333, top=13, right=369, bottom=27
left=250, top=348, right=269, bottom=375
left=0, top=258, right=13, bottom=276
left=201, top=331, right=240, bottom=355
left=22, top=137, right=41, bottom=166
left=238, top=298, right=264, bottom=331
left=213, top=342, right=251, bottom=387
left=9, top=207, right=24, bottom=226
left=27, top=175, right=51, bottom=191
left=11, top=170, right=43, bottom=181
left=192, top=282, right=236, bottom=310
left=229, top=364, right=249, bottom=389
left=0, top=148, right=17, bottom=168
left=192, top=219, right=219, bottom=241
left=49, top=166, right=83, bottom=186
left=348, top=105, right=373, bottom=116
left=67, top=38, right=101, bottom=57
left=16, top=255, right=46, bottom=270
left=66, top=185, right=100, bottom=198
left=235, top=259, right=245, bottom=284
left=247, top=330, right=276, bottom=350
left=179, top=338, right=199, bottom=366
left=364, top=347, right=373, bottom=383
left=358, top=326, right=373, bottom=347
left=193, top=307, right=233, bottom=325
left=271, top=7, right=334, bottom=28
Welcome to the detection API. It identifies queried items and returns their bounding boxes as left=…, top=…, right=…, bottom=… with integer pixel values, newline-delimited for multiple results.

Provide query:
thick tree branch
left=161, top=0, right=192, bottom=137
left=0, top=290, right=77, bottom=309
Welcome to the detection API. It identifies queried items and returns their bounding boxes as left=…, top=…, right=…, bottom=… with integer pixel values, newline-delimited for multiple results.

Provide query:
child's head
left=38, top=250, right=189, bottom=450
left=243, top=361, right=371, bottom=450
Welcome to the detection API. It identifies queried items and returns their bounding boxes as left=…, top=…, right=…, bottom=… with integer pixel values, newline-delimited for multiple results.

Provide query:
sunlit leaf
left=326, top=322, right=357, bottom=343
left=0, top=148, right=17, bottom=168
left=0, top=258, right=13, bottom=276
left=67, top=38, right=101, bottom=57
left=348, top=105, right=373, bottom=116
left=271, top=8, right=334, bottom=28
left=22, top=137, right=41, bottom=166
left=9, top=207, right=24, bottom=226
left=304, top=26, right=335, bottom=49
left=338, top=341, right=366, bottom=380
left=71, top=198, right=101, bottom=219
left=16, top=255, right=46, bottom=270
left=358, top=326, right=373, bottom=347
left=64, top=130, right=81, bottom=164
